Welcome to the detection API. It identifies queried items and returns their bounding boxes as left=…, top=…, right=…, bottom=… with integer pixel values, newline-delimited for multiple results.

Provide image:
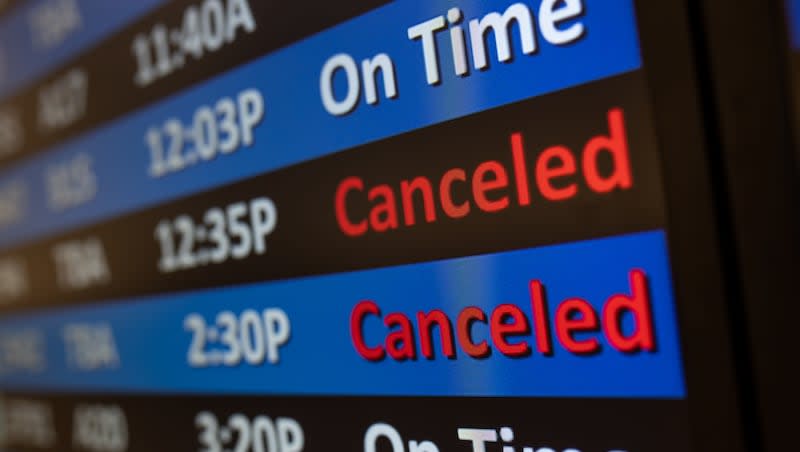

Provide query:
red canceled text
left=350, top=268, right=656, bottom=361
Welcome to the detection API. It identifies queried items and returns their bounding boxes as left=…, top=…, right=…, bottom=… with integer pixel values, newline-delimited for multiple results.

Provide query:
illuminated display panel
left=0, top=1, right=750, bottom=451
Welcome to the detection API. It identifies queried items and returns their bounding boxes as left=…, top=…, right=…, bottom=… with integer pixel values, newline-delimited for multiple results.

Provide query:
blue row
left=0, top=0, right=642, bottom=249
left=0, top=230, right=685, bottom=397
left=0, top=0, right=167, bottom=100
left=788, top=0, right=800, bottom=49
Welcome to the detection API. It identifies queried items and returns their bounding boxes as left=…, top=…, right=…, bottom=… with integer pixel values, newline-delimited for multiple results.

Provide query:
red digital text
left=335, top=108, right=633, bottom=237
left=350, top=269, right=656, bottom=361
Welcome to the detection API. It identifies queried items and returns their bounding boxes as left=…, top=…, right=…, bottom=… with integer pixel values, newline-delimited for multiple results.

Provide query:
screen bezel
left=687, top=0, right=800, bottom=450
left=634, top=1, right=751, bottom=450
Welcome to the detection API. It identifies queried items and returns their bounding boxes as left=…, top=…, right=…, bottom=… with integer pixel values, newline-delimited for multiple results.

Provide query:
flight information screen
left=0, top=1, right=692, bottom=450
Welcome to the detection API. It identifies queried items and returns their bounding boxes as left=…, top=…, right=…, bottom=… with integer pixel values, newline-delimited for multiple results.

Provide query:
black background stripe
left=0, top=71, right=666, bottom=313
left=0, top=393, right=691, bottom=452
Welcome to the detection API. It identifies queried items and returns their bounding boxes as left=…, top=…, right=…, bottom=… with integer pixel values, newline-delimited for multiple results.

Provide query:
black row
left=0, top=72, right=667, bottom=312
left=0, top=0, right=389, bottom=167
left=0, top=392, right=691, bottom=452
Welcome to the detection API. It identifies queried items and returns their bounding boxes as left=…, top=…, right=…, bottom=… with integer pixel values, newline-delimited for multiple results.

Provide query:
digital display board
left=0, top=1, right=747, bottom=451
